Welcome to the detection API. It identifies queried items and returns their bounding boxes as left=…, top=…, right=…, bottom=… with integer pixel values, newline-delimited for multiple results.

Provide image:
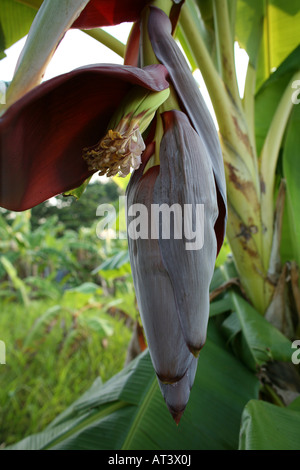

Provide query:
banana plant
left=1, top=0, right=300, bottom=450
left=174, top=0, right=300, bottom=322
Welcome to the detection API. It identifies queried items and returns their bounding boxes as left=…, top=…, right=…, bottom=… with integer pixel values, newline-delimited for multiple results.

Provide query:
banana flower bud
left=127, top=109, right=220, bottom=423
left=125, top=6, right=227, bottom=423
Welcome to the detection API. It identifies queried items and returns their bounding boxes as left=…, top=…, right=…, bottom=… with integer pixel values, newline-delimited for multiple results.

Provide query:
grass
left=0, top=294, right=133, bottom=447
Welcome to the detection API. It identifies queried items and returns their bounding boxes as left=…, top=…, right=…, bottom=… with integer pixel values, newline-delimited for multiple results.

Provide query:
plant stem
left=180, top=1, right=270, bottom=313
left=181, top=2, right=261, bottom=193
left=262, top=1, right=271, bottom=81
left=139, top=0, right=179, bottom=168
left=179, top=3, right=232, bottom=136
left=212, top=0, right=241, bottom=107
left=260, top=70, right=300, bottom=270
left=83, top=29, right=125, bottom=58
left=263, top=384, right=285, bottom=408
left=227, top=0, right=237, bottom=41
left=243, top=63, right=257, bottom=156
left=151, top=0, right=173, bottom=16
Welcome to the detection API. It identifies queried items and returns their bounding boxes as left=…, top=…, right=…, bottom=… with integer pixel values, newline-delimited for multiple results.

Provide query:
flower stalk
left=83, top=28, right=125, bottom=58
left=212, top=0, right=241, bottom=107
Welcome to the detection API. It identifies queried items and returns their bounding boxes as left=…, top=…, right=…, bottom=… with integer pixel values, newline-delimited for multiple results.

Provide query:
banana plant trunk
left=178, top=0, right=299, bottom=327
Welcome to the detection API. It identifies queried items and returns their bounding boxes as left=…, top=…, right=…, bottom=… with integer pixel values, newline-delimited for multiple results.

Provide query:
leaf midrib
left=121, top=375, right=157, bottom=450
left=43, top=401, right=127, bottom=450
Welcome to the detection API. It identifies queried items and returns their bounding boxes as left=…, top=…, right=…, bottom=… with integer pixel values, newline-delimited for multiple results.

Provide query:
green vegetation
left=0, top=299, right=132, bottom=446
left=0, top=181, right=137, bottom=447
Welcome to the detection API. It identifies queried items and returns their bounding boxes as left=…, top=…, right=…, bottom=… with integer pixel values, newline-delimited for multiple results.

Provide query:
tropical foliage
left=0, top=0, right=299, bottom=450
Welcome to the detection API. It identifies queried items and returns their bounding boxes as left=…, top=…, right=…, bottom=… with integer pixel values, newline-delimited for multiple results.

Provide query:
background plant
left=0, top=181, right=138, bottom=446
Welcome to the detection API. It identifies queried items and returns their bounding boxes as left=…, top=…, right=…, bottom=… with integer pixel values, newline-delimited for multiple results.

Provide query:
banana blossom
left=126, top=7, right=227, bottom=423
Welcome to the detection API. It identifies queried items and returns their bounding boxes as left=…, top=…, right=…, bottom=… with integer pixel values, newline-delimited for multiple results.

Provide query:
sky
left=0, top=22, right=249, bottom=113
left=0, top=23, right=131, bottom=82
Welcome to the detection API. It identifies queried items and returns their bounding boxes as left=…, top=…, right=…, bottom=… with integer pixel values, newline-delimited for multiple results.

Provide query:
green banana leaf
left=282, top=103, right=300, bottom=268
left=7, top=321, right=259, bottom=450
left=211, top=264, right=293, bottom=371
left=0, top=255, right=29, bottom=306
left=0, top=0, right=37, bottom=59
left=256, top=0, right=300, bottom=90
left=235, top=0, right=264, bottom=68
left=239, top=397, right=300, bottom=450
left=226, top=293, right=293, bottom=370
left=236, top=0, right=300, bottom=89
left=255, top=45, right=300, bottom=156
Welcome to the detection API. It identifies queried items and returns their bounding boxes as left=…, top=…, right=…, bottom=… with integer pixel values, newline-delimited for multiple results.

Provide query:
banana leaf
left=0, top=0, right=36, bottom=59
left=6, top=321, right=259, bottom=450
left=255, top=45, right=300, bottom=156
left=282, top=103, right=300, bottom=268
left=236, top=0, right=300, bottom=89
left=212, top=263, right=293, bottom=371
left=239, top=397, right=300, bottom=450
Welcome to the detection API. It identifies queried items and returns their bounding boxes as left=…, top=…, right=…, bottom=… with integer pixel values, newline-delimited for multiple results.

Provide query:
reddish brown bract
left=0, top=65, right=168, bottom=211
